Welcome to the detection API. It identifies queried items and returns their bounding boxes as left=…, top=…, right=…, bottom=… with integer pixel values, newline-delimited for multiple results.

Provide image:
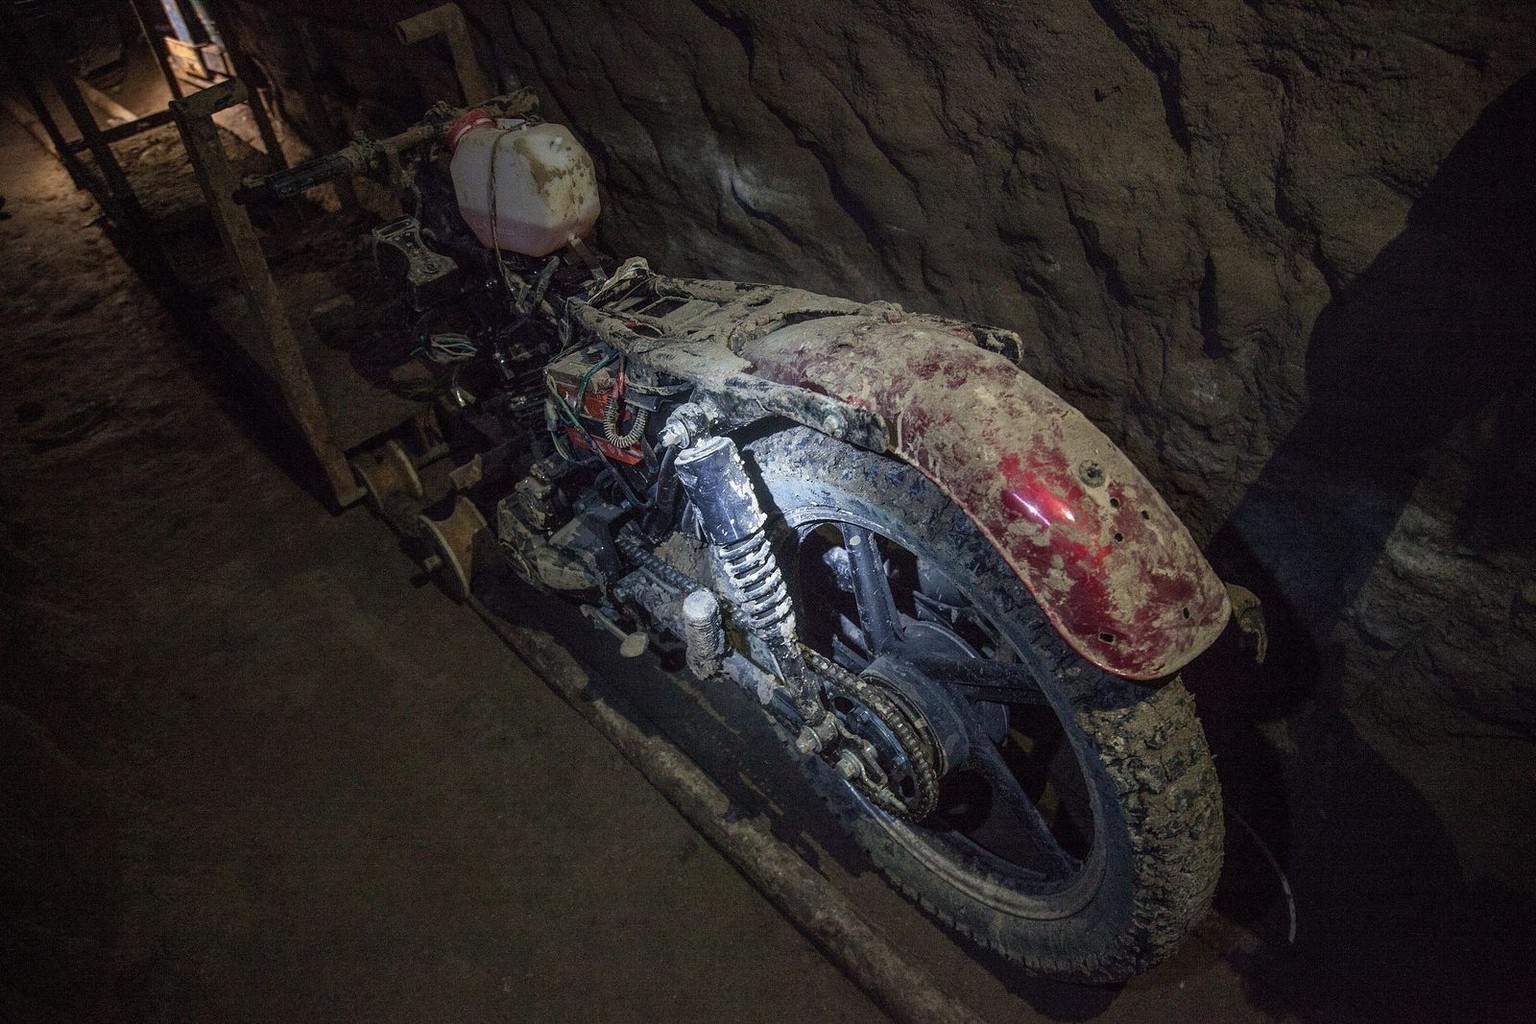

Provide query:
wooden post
left=203, top=0, right=287, bottom=169
left=275, top=19, right=359, bottom=212
left=169, top=80, right=364, bottom=508
left=6, top=8, right=145, bottom=223
left=127, top=0, right=186, bottom=101
left=395, top=4, right=497, bottom=107
left=2, top=59, right=92, bottom=190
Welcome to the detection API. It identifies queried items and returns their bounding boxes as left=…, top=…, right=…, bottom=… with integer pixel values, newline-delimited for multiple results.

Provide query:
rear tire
left=743, top=427, right=1223, bottom=982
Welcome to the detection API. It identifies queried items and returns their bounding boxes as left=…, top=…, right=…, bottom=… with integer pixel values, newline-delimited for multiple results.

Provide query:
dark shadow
left=109, top=211, right=339, bottom=509
left=71, top=124, right=344, bottom=509
left=1193, top=70, right=1536, bottom=1021
left=1210, top=69, right=1536, bottom=643
left=0, top=703, right=124, bottom=1021
left=471, top=563, right=1134, bottom=1020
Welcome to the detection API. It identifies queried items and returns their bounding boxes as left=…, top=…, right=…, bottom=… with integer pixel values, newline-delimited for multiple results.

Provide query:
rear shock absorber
left=673, top=435, right=835, bottom=750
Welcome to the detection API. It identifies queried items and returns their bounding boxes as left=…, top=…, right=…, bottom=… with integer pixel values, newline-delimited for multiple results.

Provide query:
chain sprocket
left=802, top=645, right=939, bottom=820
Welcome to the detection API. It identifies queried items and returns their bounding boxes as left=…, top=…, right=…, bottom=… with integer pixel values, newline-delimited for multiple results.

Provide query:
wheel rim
left=784, top=507, right=1109, bottom=917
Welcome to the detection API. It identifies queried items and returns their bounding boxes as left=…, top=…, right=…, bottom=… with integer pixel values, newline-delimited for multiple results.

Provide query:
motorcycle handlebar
left=232, top=122, right=443, bottom=206
left=231, top=91, right=542, bottom=206
left=234, top=152, right=357, bottom=205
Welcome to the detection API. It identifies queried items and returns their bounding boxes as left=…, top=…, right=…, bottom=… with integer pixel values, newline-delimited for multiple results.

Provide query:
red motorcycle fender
left=737, top=314, right=1230, bottom=680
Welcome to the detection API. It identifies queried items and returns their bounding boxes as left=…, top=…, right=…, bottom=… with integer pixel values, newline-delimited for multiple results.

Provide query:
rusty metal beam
left=19, top=16, right=144, bottom=222
left=0, top=57, right=93, bottom=190
left=64, top=109, right=176, bottom=152
left=169, top=79, right=363, bottom=508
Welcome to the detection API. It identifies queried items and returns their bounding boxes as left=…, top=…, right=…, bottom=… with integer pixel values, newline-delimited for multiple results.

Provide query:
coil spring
left=720, top=531, right=795, bottom=635
left=603, top=396, right=648, bottom=448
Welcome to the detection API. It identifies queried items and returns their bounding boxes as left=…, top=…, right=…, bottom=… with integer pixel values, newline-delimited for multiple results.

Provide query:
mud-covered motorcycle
left=238, top=89, right=1231, bottom=982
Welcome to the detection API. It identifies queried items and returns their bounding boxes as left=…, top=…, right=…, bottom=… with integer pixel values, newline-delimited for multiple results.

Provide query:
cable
left=1227, top=803, right=1298, bottom=945
left=418, top=332, right=478, bottom=363
left=546, top=382, right=643, bottom=507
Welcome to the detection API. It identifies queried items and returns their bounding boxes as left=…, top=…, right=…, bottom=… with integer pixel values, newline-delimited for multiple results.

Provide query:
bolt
left=795, top=726, right=823, bottom=756
left=821, top=411, right=846, bottom=436
left=1078, top=460, right=1106, bottom=488
left=659, top=421, right=688, bottom=448
left=836, top=749, right=863, bottom=781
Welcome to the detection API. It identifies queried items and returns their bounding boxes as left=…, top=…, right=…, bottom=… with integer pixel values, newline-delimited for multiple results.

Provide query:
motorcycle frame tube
left=735, top=314, right=1230, bottom=680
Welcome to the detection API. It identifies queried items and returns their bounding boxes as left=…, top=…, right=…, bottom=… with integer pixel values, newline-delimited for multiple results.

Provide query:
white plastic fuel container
left=447, top=111, right=600, bottom=257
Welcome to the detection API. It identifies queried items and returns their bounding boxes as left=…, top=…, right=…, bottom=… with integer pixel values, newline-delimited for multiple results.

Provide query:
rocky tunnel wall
left=217, top=0, right=1536, bottom=741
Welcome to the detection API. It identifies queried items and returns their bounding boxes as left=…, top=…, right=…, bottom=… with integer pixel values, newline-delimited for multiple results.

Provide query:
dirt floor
left=0, top=112, right=884, bottom=1022
left=1, top=90, right=1533, bottom=1023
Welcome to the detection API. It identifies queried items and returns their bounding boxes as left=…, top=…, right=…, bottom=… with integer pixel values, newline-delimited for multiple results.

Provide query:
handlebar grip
left=234, top=151, right=356, bottom=205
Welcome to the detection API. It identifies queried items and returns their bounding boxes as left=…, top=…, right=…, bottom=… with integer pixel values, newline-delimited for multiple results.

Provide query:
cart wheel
left=418, top=496, right=489, bottom=601
left=351, top=439, right=423, bottom=515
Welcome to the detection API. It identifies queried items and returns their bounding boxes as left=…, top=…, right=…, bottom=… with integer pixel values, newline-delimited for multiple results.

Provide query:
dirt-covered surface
left=220, top=0, right=1536, bottom=830
left=2, top=58, right=1535, bottom=1023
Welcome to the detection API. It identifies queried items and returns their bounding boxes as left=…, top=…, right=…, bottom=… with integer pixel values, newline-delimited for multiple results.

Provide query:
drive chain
left=801, top=644, right=939, bottom=821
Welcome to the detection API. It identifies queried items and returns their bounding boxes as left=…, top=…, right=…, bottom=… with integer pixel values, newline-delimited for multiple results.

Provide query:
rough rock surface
left=224, top=0, right=1536, bottom=745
